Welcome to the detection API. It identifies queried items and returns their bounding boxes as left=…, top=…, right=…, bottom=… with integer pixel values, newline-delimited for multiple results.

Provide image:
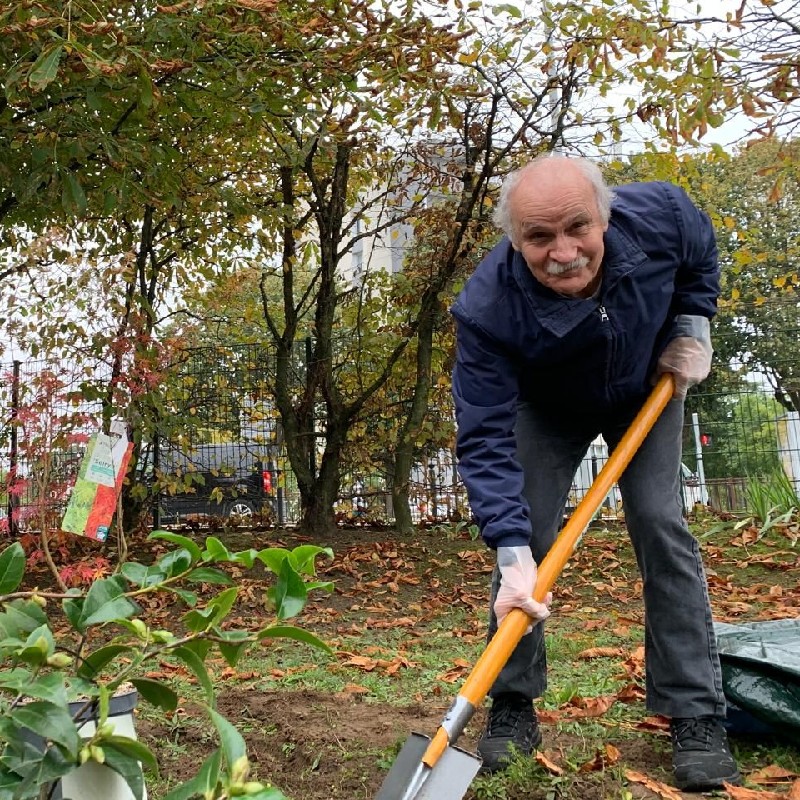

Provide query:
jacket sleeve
left=667, top=183, right=720, bottom=327
left=451, top=312, right=532, bottom=550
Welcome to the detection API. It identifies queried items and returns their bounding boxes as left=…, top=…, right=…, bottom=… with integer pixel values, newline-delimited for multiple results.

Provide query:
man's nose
left=550, top=234, right=578, bottom=262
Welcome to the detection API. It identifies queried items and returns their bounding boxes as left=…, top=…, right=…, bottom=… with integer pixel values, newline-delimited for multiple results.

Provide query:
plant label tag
left=85, top=433, right=117, bottom=488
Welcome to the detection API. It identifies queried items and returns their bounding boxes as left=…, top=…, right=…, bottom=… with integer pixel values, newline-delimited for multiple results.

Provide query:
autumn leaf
left=747, top=764, right=799, bottom=785
left=341, top=655, right=379, bottom=671
left=546, top=695, right=617, bottom=720
left=339, top=652, right=416, bottom=675
left=535, top=751, right=564, bottom=775
left=579, top=743, right=621, bottom=772
left=636, top=715, right=670, bottom=732
left=219, top=667, right=259, bottom=680
left=577, top=646, right=627, bottom=659
left=625, top=769, right=683, bottom=800
left=336, top=683, right=371, bottom=698
left=616, top=683, right=646, bottom=702
left=436, top=659, right=471, bottom=683
left=724, top=782, right=786, bottom=799
left=393, top=657, right=419, bottom=674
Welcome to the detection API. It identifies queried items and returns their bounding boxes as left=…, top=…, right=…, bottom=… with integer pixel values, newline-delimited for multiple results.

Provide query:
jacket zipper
left=598, top=305, right=615, bottom=389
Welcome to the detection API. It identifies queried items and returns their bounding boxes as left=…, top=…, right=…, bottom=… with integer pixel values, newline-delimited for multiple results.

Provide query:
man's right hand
left=495, top=545, right=552, bottom=628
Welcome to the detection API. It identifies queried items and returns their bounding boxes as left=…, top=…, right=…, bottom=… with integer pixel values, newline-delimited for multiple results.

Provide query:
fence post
left=691, top=412, right=708, bottom=504
left=8, top=361, right=21, bottom=538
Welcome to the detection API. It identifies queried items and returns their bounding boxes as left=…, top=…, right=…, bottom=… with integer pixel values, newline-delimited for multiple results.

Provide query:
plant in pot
left=0, top=531, right=334, bottom=800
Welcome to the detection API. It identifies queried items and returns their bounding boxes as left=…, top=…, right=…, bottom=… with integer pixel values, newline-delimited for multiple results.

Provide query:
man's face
left=509, top=164, right=608, bottom=298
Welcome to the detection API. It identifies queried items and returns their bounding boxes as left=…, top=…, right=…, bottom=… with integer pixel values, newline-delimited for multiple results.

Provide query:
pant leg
left=603, top=398, right=726, bottom=719
left=488, top=403, right=595, bottom=700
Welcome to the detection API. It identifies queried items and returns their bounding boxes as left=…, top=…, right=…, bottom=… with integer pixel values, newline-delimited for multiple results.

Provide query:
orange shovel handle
left=422, top=373, right=675, bottom=768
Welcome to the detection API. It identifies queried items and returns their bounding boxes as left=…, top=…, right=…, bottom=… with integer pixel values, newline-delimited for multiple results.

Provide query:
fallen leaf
left=636, top=715, right=670, bottom=732
left=723, top=781, right=785, bottom=799
left=537, top=709, right=560, bottom=723
left=579, top=743, right=621, bottom=772
left=342, top=655, right=379, bottom=671
left=562, top=694, right=616, bottom=718
left=625, top=769, right=683, bottom=800
left=748, top=765, right=798, bottom=784
left=219, top=667, right=259, bottom=680
left=535, top=751, right=563, bottom=775
left=337, top=684, right=371, bottom=698
left=578, top=646, right=627, bottom=659
left=437, top=659, right=471, bottom=683
left=616, top=683, right=646, bottom=703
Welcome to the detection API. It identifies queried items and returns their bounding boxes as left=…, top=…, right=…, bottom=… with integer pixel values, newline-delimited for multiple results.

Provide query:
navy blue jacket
left=451, top=181, right=719, bottom=549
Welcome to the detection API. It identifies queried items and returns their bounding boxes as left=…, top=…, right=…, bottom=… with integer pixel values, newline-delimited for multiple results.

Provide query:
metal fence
left=0, top=359, right=108, bottom=534
left=3, top=301, right=799, bottom=533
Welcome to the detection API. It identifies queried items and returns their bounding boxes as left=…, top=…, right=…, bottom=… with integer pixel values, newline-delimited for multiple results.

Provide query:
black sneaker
left=671, top=716, right=741, bottom=791
left=477, top=693, right=542, bottom=773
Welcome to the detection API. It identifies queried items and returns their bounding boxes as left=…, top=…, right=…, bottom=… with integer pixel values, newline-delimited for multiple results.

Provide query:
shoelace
left=672, top=717, right=715, bottom=749
left=489, top=699, right=529, bottom=736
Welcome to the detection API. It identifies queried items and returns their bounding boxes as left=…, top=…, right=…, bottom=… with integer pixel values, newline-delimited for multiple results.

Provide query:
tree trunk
left=298, top=423, right=346, bottom=536
left=391, top=451, right=415, bottom=534
left=392, top=312, right=436, bottom=533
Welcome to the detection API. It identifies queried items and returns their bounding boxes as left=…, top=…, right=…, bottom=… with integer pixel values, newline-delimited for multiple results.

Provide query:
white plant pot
left=56, top=690, right=147, bottom=800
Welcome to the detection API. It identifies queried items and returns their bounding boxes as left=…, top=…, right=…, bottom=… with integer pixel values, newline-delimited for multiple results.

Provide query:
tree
left=4, top=0, right=443, bottom=534
left=691, top=139, right=800, bottom=412
left=716, top=0, right=800, bottom=143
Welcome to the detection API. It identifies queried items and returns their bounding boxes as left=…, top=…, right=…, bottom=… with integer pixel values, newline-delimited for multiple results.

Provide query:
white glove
left=656, top=336, right=712, bottom=399
left=494, top=545, right=552, bottom=629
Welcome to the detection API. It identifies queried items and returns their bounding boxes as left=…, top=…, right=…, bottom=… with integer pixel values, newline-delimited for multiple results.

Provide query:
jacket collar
left=511, top=223, right=648, bottom=338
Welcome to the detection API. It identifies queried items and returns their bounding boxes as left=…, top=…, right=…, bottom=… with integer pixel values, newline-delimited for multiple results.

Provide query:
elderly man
left=450, top=154, right=739, bottom=791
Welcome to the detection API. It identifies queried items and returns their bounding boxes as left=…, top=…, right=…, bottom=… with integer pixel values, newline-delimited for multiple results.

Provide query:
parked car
left=151, top=443, right=277, bottom=524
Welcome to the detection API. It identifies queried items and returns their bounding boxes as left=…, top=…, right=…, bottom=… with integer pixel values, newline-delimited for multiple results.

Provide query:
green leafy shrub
left=0, top=533, right=333, bottom=800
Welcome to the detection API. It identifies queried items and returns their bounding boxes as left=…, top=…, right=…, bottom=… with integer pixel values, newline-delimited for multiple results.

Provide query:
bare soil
left=138, top=688, right=672, bottom=800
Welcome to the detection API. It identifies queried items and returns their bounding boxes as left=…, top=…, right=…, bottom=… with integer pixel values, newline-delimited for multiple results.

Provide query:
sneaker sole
left=477, top=730, right=543, bottom=774
left=675, top=769, right=742, bottom=792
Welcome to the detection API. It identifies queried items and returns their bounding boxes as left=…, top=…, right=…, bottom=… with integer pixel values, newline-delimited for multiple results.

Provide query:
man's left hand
left=656, top=336, right=712, bottom=399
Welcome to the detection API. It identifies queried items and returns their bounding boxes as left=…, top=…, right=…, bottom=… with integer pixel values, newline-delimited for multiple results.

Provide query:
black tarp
left=715, top=619, right=800, bottom=741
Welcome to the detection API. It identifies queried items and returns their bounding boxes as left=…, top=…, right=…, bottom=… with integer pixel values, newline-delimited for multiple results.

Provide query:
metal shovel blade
left=375, top=732, right=482, bottom=800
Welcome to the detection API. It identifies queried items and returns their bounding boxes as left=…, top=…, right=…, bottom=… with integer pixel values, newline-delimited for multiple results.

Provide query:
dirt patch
left=138, top=688, right=684, bottom=800
left=138, top=688, right=473, bottom=799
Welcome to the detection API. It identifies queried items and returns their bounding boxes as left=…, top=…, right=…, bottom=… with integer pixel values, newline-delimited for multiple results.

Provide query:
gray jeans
left=487, top=397, right=726, bottom=719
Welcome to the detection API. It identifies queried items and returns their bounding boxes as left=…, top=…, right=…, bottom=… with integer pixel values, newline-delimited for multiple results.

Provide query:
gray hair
left=493, top=155, right=615, bottom=244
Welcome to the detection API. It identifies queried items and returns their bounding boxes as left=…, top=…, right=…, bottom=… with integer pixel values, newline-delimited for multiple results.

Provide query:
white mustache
left=546, top=256, right=589, bottom=276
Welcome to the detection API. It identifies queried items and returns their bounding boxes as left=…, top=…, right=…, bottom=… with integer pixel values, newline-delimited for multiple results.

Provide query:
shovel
left=375, top=373, right=676, bottom=800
